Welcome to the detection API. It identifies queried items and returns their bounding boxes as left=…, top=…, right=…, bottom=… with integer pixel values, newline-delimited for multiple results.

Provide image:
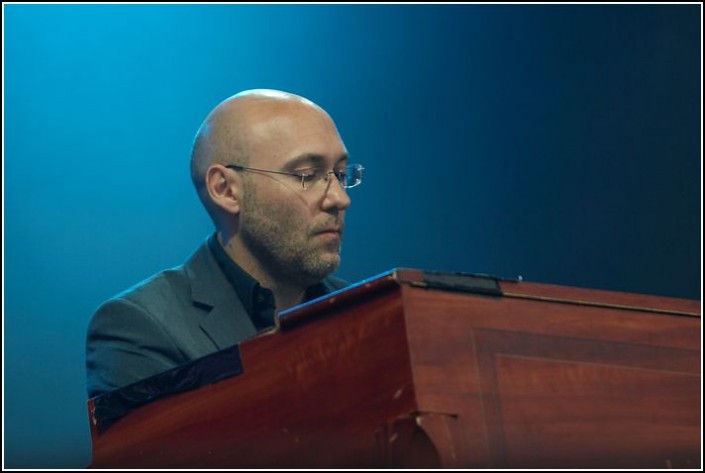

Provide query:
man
left=86, top=89, right=363, bottom=398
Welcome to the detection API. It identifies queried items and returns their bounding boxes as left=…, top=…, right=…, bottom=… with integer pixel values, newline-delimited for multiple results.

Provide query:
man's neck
left=218, top=231, right=307, bottom=311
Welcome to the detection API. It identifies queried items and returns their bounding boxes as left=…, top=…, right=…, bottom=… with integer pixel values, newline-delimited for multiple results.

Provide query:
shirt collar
left=206, top=233, right=330, bottom=326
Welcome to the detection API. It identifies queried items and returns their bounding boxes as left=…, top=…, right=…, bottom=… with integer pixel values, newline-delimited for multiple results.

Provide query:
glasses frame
left=224, top=163, right=363, bottom=190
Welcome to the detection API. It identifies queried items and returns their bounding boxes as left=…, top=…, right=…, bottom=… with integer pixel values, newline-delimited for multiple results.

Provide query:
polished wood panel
left=400, top=283, right=700, bottom=468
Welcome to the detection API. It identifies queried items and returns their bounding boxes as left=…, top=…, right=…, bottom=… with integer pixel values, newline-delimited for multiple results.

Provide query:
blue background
left=3, top=4, right=701, bottom=468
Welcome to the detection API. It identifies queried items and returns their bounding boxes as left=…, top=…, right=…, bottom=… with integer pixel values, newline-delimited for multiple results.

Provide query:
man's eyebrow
left=286, top=153, right=349, bottom=169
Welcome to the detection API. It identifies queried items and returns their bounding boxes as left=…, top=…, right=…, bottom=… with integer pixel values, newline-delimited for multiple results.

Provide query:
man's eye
left=298, top=169, right=324, bottom=181
left=298, top=170, right=318, bottom=181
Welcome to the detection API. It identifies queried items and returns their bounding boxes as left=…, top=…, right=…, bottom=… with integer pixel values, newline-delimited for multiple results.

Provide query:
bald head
left=191, top=90, right=323, bottom=188
left=190, top=89, right=333, bottom=222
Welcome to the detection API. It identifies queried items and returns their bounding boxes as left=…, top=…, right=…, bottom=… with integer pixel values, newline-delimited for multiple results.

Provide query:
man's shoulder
left=114, top=265, right=189, bottom=304
left=95, top=265, right=191, bottom=323
left=97, top=241, right=212, bottom=316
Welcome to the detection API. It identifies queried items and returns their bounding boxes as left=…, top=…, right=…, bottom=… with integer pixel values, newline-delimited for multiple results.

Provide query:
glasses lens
left=343, top=164, right=363, bottom=188
left=306, top=165, right=363, bottom=190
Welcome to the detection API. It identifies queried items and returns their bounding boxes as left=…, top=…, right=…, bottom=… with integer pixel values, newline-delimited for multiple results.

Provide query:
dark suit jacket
left=86, top=240, right=348, bottom=398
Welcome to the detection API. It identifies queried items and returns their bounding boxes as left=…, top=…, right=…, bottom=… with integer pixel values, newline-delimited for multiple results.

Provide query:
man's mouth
left=317, top=227, right=342, bottom=234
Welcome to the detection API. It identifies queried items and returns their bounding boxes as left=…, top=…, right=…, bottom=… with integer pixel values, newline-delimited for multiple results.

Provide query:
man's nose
left=322, top=177, right=351, bottom=210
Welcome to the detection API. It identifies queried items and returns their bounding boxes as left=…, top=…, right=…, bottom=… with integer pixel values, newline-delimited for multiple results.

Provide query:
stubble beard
left=239, top=187, right=342, bottom=286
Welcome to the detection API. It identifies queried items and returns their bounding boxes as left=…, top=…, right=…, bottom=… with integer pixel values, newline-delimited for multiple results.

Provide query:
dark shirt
left=207, top=233, right=330, bottom=331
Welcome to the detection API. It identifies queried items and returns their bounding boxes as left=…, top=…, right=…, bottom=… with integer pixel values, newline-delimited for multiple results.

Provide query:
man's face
left=237, top=104, right=351, bottom=286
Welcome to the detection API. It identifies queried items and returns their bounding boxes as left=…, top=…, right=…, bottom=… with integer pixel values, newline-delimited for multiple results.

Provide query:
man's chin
left=305, top=253, right=340, bottom=281
left=320, top=253, right=341, bottom=273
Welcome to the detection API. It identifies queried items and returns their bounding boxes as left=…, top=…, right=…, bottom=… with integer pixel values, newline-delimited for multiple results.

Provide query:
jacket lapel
left=184, top=241, right=257, bottom=350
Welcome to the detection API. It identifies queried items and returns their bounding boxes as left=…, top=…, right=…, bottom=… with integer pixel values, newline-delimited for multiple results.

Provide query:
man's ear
left=205, top=164, right=241, bottom=215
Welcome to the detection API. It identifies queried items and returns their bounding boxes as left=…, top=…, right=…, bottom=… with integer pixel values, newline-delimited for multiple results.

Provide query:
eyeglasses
left=225, top=163, right=364, bottom=191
